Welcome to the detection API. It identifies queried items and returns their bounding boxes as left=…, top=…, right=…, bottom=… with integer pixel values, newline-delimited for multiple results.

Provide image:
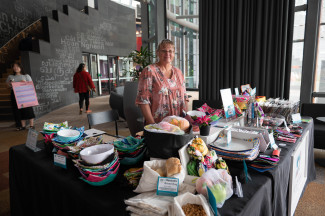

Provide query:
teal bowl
left=81, top=169, right=119, bottom=186
left=119, top=148, right=146, bottom=165
left=57, top=129, right=80, bottom=142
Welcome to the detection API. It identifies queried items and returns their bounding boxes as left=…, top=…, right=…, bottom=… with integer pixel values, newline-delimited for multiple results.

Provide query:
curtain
left=199, top=0, right=295, bottom=101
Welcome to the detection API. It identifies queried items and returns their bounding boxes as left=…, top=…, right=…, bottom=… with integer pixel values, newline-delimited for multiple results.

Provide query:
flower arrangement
left=195, top=115, right=212, bottom=128
left=123, top=46, right=154, bottom=81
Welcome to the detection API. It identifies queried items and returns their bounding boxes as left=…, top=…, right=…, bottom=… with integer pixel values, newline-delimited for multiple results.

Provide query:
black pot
left=200, top=125, right=210, bottom=136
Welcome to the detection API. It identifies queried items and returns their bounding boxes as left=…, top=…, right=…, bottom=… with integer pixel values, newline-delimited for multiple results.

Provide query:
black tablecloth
left=10, top=120, right=316, bottom=216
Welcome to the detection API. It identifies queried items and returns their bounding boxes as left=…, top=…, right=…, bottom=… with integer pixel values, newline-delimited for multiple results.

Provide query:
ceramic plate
left=212, top=137, right=255, bottom=151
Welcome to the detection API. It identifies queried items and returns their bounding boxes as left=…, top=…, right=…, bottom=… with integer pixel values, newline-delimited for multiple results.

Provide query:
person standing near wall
left=6, top=63, right=36, bottom=131
left=73, top=63, right=96, bottom=114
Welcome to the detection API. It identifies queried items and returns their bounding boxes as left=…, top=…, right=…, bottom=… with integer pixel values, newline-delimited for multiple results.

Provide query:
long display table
left=9, top=120, right=316, bottom=216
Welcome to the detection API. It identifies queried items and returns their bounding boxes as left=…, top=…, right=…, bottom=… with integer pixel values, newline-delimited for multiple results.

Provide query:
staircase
left=0, top=20, right=42, bottom=122
left=0, top=71, right=12, bottom=121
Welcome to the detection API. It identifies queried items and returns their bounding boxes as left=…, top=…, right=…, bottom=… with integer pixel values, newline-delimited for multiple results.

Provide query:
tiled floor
left=0, top=94, right=324, bottom=216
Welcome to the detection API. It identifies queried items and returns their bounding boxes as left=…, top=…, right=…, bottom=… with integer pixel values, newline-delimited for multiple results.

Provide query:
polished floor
left=0, top=95, right=324, bottom=216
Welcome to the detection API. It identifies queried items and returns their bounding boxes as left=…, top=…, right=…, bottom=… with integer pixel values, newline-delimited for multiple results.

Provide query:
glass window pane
left=167, top=0, right=199, bottom=89
left=314, top=97, right=325, bottom=103
left=295, top=0, right=307, bottom=6
left=314, top=26, right=325, bottom=92
left=148, top=2, right=156, bottom=38
left=118, top=57, right=133, bottom=86
left=293, top=11, right=306, bottom=41
left=108, top=57, right=117, bottom=92
left=90, top=54, right=98, bottom=79
left=289, top=42, right=304, bottom=101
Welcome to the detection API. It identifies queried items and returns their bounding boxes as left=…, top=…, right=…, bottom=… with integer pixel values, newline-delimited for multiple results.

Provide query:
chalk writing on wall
left=34, top=33, right=80, bottom=115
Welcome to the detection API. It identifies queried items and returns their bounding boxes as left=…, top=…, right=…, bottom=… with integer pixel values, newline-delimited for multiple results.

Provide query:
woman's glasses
left=159, top=50, right=174, bottom=54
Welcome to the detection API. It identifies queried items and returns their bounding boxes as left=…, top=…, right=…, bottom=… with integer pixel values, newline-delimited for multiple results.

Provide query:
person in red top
left=73, top=63, right=96, bottom=114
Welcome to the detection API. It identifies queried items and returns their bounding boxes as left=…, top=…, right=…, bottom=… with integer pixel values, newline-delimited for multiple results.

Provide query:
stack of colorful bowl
left=113, top=136, right=146, bottom=165
left=50, top=127, right=86, bottom=158
left=73, top=144, right=119, bottom=186
left=42, top=121, right=68, bottom=135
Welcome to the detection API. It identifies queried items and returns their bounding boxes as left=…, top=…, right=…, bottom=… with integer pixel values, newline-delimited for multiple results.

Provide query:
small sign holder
left=156, top=177, right=179, bottom=197
left=292, top=113, right=302, bottom=124
left=269, top=132, right=278, bottom=150
left=54, top=154, right=67, bottom=169
left=235, top=88, right=239, bottom=96
left=25, top=128, right=41, bottom=152
left=220, top=88, right=236, bottom=121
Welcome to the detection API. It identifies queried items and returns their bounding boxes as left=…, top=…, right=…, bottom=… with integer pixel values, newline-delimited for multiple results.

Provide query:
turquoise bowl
left=81, top=169, right=119, bottom=186
left=119, top=148, right=146, bottom=165
left=56, top=129, right=80, bottom=143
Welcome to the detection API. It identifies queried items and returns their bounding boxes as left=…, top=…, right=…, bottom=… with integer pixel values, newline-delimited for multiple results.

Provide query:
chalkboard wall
left=21, top=0, right=136, bottom=117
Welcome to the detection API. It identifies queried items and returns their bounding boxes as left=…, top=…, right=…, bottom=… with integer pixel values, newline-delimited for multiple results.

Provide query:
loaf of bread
left=166, top=157, right=182, bottom=177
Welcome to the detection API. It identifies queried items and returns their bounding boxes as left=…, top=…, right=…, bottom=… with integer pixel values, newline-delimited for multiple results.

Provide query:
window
left=314, top=1, right=325, bottom=103
left=289, top=3, right=307, bottom=102
left=166, top=0, right=199, bottom=89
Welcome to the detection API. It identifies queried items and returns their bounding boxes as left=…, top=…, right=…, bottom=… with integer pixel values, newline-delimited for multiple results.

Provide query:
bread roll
left=166, top=157, right=182, bottom=177
left=169, top=118, right=190, bottom=131
left=154, top=167, right=166, bottom=177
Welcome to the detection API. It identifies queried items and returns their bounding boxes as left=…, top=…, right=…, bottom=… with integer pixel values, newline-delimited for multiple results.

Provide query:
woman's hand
left=7, top=81, right=12, bottom=88
left=93, top=88, right=97, bottom=93
left=139, top=104, right=155, bottom=125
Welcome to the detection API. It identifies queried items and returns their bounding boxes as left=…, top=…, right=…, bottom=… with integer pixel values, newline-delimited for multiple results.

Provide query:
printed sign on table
left=12, top=81, right=39, bottom=109
left=220, top=88, right=236, bottom=119
left=156, top=177, right=179, bottom=197
left=25, top=129, right=41, bottom=152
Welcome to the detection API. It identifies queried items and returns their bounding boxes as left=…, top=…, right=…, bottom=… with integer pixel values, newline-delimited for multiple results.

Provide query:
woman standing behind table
left=6, top=63, right=35, bottom=131
left=136, top=39, right=189, bottom=125
left=73, top=63, right=96, bottom=114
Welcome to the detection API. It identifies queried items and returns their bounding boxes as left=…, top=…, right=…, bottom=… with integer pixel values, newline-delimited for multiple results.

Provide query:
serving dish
left=187, top=110, right=206, bottom=118
left=80, top=144, right=114, bottom=165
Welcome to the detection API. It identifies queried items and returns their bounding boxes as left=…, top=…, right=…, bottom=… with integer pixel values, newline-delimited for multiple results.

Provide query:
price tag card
left=54, top=154, right=67, bottom=169
left=227, top=130, right=232, bottom=145
left=269, top=132, right=278, bottom=150
left=292, top=113, right=302, bottom=124
left=156, top=177, right=179, bottom=197
left=25, top=129, right=41, bottom=152
left=235, top=88, right=239, bottom=96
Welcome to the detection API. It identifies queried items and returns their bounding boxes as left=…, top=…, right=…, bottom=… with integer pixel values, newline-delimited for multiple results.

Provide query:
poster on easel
left=12, top=81, right=39, bottom=109
left=220, top=88, right=236, bottom=119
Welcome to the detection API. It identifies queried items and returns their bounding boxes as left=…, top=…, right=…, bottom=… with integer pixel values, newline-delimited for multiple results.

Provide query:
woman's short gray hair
left=157, top=39, right=175, bottom=52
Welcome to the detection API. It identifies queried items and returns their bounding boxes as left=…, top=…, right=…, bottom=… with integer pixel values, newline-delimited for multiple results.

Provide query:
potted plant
left=124, top=46, right=154, bottom=81
left=195, top=115, right=212, bottom=136
left=122, top=46, right=154, bottom=136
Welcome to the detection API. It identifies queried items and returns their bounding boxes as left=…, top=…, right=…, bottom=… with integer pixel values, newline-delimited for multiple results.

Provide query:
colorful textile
left=124, top=168, right=144, bottom=187
left=135, top=64, right=188, bottom=123
left=248, top=155, right=280, bottom=172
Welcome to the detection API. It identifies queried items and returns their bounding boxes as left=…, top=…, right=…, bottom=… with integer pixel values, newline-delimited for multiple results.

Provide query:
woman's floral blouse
left=135, top=64, right=188, bottom=123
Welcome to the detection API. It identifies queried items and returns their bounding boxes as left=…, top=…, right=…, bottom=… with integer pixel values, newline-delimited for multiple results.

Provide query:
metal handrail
left=0, top=18, right=41, bottom=50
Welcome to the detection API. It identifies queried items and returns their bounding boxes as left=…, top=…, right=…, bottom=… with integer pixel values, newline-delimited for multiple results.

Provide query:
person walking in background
left=6, top=62, right=35, bottom=131
left=73, top=63, right=96, bottom=114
